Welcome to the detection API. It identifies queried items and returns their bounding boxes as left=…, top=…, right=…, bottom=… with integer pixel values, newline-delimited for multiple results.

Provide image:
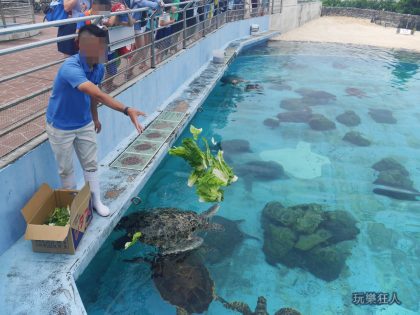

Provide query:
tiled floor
left=110, top=110, right=187, bottom=171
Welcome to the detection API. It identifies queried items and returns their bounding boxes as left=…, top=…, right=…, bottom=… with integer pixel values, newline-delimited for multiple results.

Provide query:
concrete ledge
left=0, top=30, right=278, bottom=315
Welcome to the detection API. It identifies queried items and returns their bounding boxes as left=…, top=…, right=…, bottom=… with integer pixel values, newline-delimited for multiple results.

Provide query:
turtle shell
left=152, top=252, right=214, bottom=314
left=274, top=307, right=302, bottom=315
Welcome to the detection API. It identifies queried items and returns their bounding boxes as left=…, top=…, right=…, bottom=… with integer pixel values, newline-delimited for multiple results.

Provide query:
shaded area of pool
left=77, top=41, right=420, bottom=315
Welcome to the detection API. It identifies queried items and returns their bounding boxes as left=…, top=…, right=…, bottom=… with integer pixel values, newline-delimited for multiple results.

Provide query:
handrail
left=0, top=0, right=283, bottom=164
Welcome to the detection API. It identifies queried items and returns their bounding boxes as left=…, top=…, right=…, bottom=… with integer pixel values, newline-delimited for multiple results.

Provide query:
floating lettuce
left=124, top=232, right=142, bottom=250
left=169, top=126, right=237, bottom=202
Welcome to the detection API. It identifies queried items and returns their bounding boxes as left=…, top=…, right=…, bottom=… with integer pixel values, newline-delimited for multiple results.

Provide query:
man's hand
left=94, top=119, right=102, bottom=133
left=127, top=108, right=146, bottom=133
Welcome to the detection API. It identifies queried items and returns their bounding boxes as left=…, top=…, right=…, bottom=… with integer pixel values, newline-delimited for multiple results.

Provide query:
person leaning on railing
left=57, top=0, right=91, bottom=56
left=46, top=24, right=146, bottom=217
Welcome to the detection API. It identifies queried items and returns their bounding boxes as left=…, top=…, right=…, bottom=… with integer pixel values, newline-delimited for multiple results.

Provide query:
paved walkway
left=0, top=15, right=63, bottom=158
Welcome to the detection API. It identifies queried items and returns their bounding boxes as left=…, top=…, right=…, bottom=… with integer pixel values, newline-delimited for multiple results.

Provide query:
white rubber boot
left=61, top=173, right=77, bottom=190
left=84, top=170, right=110, bottom=217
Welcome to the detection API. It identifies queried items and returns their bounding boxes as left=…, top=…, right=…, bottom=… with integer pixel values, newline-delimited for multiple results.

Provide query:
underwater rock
left=220, top=139, right=252, bottom=154
left=236, top=161, right=288, bottom=181
left=374, top=169, right=415, bottom=190
left=372, top=158, right=409, bottom=176
left=345, top=87, right=367, bottom=98
left=320, top=210, right=360, bottom=244
left=294, top=229, right=332, bottom=251
left=200, top=216, right=258, bottom=264
left=308, top=114, right=336, bottom=131
left=236, top=161, right=288, bottom=192
left=221, top=74, right=244, bottom=86
left=280, top=98, right=308, bottom=111
left=277, top=107, right=313, bottom=123
left=305, top=245, right=347, bottom=282
left=295, top=88, right=337, bottom=105
left=295, top=204, right=324, bottom=234
left=263, top=118, right=280, bottom=129
left=263, top=224, right=297, bottom=262
left=336, top=110, right=361, bottom=127
left=262, top=202, right=302, bottom=227
left=261, top=202, right=359, bottom=281
left=343, top=131, right=371, bottom=146
left=369, top=109, right=397, bottom=124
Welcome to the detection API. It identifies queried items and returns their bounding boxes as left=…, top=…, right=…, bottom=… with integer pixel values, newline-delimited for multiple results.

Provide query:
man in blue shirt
left=46, top=24, right=146, bottom=217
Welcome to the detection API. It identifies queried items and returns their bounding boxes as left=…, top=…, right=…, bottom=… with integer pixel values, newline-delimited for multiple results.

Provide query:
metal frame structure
left=0, top=0, right=35, bottom=27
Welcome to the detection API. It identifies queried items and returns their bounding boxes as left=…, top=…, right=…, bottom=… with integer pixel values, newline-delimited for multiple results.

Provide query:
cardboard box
left=22, top=183, right=93, bottom=254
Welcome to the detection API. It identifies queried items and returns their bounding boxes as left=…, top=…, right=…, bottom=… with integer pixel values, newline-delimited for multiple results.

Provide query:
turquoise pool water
left=77, top=41, right=420, bottom=315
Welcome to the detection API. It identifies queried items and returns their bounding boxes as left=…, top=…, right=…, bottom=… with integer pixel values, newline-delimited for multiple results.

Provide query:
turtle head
left=256, top=296, right=267, bottom=311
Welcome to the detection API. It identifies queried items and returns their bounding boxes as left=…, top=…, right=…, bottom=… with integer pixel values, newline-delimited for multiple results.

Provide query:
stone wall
left=270, top=1, right=322, bottom=32
left=322, top=7, right=420, bottom=28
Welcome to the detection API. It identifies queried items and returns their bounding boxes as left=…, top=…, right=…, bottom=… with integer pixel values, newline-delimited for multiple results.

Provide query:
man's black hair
left=78, top=24, right=107, bottom=39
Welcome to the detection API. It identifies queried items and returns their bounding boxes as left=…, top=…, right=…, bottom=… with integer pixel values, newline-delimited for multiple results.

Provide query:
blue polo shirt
left=46, top=54, right=105, bottom=130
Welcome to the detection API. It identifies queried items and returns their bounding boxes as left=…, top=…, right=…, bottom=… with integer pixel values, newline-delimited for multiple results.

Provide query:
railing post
left=271, top=0, right=274, bottom=14
left=150, top=15, right=156, bottom=68
left=0, top=0, right=6, bottom=28
left=30, top=0, right=35, bottom=24
left=183, top=6, right=187, bottom=49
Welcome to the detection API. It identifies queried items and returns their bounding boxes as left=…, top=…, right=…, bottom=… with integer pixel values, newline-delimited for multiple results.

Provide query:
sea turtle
left=245, top=83, right=264, bottom=93
left=125, top=251, right=216, bottom=315
left=113, top=204, right=222, bottom=255
left=200, top=216, right=259, bottom=264
left=221, top=74, right=245, bottom=86
left=218, top=296, right=302, bottom=315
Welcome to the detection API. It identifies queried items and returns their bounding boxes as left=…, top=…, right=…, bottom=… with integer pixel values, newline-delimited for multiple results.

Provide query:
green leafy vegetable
left=169, top=125, right=237, bottom=202
left=124, top=232, right=142, bottom=250
left=46, top=205, right=70, bottom=226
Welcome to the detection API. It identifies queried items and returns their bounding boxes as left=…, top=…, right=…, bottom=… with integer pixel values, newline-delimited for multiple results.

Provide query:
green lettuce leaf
left=169, top=126, right=237, bottom=202
left=124, top=232, right=142, bottom=250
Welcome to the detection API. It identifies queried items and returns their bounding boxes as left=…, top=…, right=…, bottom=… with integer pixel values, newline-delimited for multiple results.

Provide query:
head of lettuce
left=169, top=125, right=238, bottom=202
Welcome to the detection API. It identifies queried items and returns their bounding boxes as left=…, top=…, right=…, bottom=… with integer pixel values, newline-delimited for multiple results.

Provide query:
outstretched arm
left=79, top=81, right=146, bottom=133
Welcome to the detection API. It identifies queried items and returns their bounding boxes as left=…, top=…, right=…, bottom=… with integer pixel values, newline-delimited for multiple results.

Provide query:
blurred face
left=78, top=35, right=107, bottom=65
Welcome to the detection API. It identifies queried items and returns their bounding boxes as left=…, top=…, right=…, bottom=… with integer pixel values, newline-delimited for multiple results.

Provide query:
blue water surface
left=77, top=41, right=420, bottom=315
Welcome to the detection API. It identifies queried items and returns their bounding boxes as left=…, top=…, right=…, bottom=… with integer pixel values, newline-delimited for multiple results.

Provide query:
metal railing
left=0, top=0, right=282, bottom=165
left=0, top=0, right=35, bottom=27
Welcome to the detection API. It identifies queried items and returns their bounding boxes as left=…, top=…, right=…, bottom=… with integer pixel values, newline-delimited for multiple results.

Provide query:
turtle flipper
left=161, top=236, right=204, bottom=255
left=217, top=296, right=253, bottom=315
left=201, top=204, right=220, bottom=218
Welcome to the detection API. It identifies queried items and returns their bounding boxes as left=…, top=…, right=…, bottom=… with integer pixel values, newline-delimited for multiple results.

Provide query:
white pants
left=46, top=121, right=98, bottom=178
